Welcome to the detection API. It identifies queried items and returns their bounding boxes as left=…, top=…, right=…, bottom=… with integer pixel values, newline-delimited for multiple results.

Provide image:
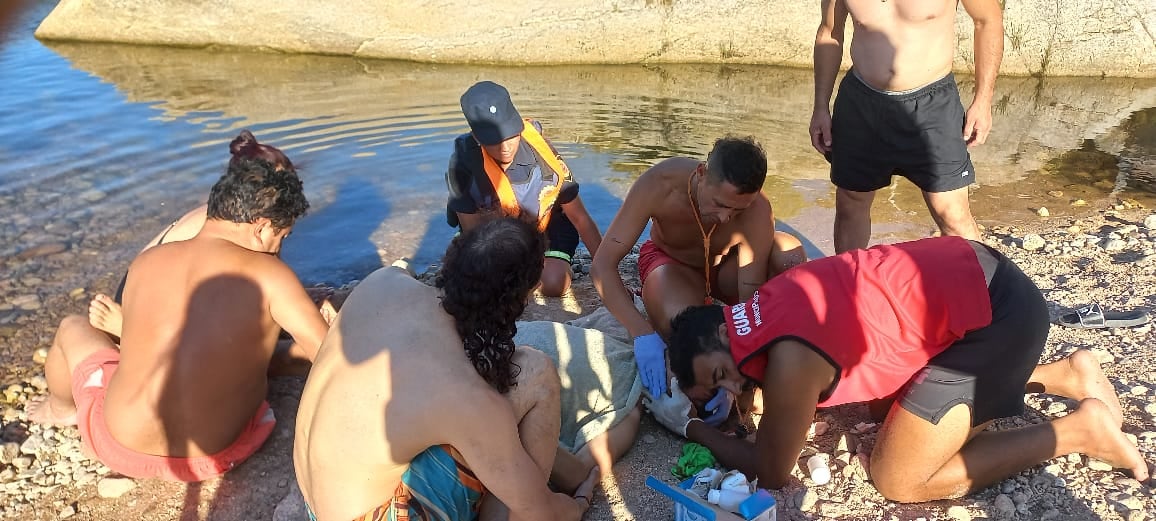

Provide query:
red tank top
left=727, top=237, right=993, bottom=407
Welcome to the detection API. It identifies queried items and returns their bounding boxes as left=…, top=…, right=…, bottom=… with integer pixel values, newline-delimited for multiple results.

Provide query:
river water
left=2, top=1, right=1156, bottom=376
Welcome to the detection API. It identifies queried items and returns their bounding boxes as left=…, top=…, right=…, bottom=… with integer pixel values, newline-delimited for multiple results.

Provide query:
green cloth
left=671, top=442, right=717, bottom=479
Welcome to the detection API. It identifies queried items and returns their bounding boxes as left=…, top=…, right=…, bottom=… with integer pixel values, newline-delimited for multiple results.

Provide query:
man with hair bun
left=29, top=157, right=328, bottom=482
left=295, top=218, right=595, bottom=521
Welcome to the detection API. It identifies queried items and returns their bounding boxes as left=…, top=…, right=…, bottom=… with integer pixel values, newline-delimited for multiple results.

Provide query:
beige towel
left=514, top=321, right=642, bottom=453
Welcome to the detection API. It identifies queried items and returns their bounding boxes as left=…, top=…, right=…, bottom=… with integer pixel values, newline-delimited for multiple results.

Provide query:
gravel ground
left=1, top=206, right=1155, bottom=521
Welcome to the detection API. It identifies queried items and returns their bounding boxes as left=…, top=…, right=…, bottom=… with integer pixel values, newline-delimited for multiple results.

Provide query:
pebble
left=1047, top=190, right=1064, bottom=198
left=58, top=505, right=75, bottom=519
left=20, top=435, right=44, bottom=456
left=29, top=375, right=47, bottom=391
left=1115, top=494, right=1143, bottom=511
left=1144, top=214, right=1156, bottom=230
left=992, top=493, right=1016, bottom=518
left=1144, top=402, right=1156, bottom=416
left=1087, top=458, right=1114, bottom=471
left=1067, top=225, right=1082, bottom=234
left=33, top=348, right=49, bottom=365
left=641, top=434, right=656, bottom=444
left=1000, top=480, right=1017, bottom=494
left=1072, top=199, right=1088, bottom=207
left=15, top=242, right=68, bottom=260
left=800, top=487, right=819, bottom=512
left=67, top=288, right=85, bottom=299
left=0, top=442, right=18, bottom=464
left=12, top=456, right=32, bottom=470
left=1012, top=491, right=1029, bottom=506
left=96, top=476, right=136, bottom=498
left=1041, top=508, right=1061, bottom=520
left=946, top=505, right=971, bottom=521
left=1037, top=207, right=1050, bottom=217
left=1021, top=234, right=1046, bottom=251
left=836, top=434, right=858, bottom=454
left=810, top=421, right=829, bottom=437
left=1130, top=385, right=1149, bottom=396
left=1104, top=239, right=1128, bottom=252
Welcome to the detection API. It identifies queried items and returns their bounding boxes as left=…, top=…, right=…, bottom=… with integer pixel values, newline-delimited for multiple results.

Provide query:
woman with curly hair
left=295, top=217, right=596, bottom=521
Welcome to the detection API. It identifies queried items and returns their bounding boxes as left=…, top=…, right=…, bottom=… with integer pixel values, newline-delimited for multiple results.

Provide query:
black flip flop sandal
left=1057, top=303, right=1151, bottom=329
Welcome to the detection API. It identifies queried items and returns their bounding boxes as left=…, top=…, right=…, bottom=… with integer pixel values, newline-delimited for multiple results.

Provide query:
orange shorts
left=72, top=349, right=276, bottom=482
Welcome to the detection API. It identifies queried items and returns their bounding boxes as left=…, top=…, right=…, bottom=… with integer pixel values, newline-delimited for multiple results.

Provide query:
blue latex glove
left=634, top=332, right=668, bottom=396
left=701, top=388, right=734, bottom=427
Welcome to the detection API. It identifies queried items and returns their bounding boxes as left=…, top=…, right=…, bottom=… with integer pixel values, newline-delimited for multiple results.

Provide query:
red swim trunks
left=72, top=349, right=276, bottom=482
left=636, top=240, right=729, bottom=303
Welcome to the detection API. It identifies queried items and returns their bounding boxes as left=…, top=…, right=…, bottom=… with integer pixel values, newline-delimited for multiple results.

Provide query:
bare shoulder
left=642, top=157, right=699, bottom=184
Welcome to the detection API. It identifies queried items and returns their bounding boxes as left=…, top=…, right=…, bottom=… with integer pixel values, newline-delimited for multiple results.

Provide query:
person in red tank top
left=647, top=237, right=1149, bottom=503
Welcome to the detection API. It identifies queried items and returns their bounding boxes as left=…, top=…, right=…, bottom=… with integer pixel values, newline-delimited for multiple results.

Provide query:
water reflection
left=2, top=29, right=1156, bottom=375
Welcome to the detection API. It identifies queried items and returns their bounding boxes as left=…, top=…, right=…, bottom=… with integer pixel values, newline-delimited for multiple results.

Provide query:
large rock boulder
left=34, top=0, right=1156, bottom=78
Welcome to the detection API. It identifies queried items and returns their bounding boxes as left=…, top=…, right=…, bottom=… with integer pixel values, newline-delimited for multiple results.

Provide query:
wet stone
left=15, top=243, right=68, bottom=260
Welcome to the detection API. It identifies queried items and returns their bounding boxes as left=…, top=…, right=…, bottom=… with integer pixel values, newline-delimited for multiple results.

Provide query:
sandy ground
left=2, top=205, right=1155, bottom=521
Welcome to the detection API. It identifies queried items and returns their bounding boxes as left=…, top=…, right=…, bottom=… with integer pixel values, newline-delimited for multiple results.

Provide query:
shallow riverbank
left=2, top=203, right=1155, bottom=520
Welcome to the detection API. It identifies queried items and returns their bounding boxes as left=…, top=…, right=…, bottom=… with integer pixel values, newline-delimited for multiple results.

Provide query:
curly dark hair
left=705, top=135, right=768, bottom=194
left=206, top=157, right=310, bottom=230
left=668, top=305, right=729, bottom=387
left=435, top=218, right=546, bottom=394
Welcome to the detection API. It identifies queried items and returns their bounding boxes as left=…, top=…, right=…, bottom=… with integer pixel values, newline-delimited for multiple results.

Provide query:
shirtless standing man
left=591, top=136, right=806, bottom=399
left=295, top=218, right=593, bottom=521
left=810, top=0, right=1004, bottom=253
left=29, top=158, right=328, bottom=482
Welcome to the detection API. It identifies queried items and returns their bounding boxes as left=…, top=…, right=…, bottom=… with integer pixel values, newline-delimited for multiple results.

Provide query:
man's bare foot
left=88, top=294, right=123, bottom=338
left=26, top=395, right=78, bottom=426
left=1069, top=350, right=1124, bottom=427
left=573, top=466, right=600, bottom=513
left=1074, top=398, right=1148, bottom=481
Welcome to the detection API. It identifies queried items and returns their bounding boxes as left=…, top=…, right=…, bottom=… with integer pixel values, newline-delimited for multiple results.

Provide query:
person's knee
left=771, top=231, right=807, bottom=272
left=539, top=259, right=572, bottom=297
left=868, top=461, right=930, bottom=503
left=836, top=188, right=875, bottom=213
left=55, top=315, right=93, bottom=346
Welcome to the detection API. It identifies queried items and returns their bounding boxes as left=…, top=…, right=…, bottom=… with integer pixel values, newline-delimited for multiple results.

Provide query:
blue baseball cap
left=460, top=81, right=523, bottom=146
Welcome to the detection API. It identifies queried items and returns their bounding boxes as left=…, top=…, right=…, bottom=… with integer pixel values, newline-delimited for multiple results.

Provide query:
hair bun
left=229, top=130, right=259, bottom=156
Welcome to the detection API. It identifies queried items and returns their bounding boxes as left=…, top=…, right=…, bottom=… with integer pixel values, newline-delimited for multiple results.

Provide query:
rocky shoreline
left=1, top=206, right=1154, bottom=520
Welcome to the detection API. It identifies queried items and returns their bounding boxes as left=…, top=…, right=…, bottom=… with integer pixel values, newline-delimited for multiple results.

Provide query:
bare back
left=646, top=157, right=773, bottom=269
left=103, top=237, right=294, bottom=458
left=844, top=0, right=958, bottom=91
left=295, top=268, right=507, bottom=521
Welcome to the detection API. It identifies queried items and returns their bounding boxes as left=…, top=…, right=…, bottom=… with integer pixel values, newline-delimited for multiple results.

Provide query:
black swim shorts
left=830, top=71, right=975, bottom=194
left=899, top=245, right=1049, bottom=426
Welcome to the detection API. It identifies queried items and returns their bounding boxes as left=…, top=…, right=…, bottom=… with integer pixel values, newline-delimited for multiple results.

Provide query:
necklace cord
left=688, top=171, right=717, bottom=305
